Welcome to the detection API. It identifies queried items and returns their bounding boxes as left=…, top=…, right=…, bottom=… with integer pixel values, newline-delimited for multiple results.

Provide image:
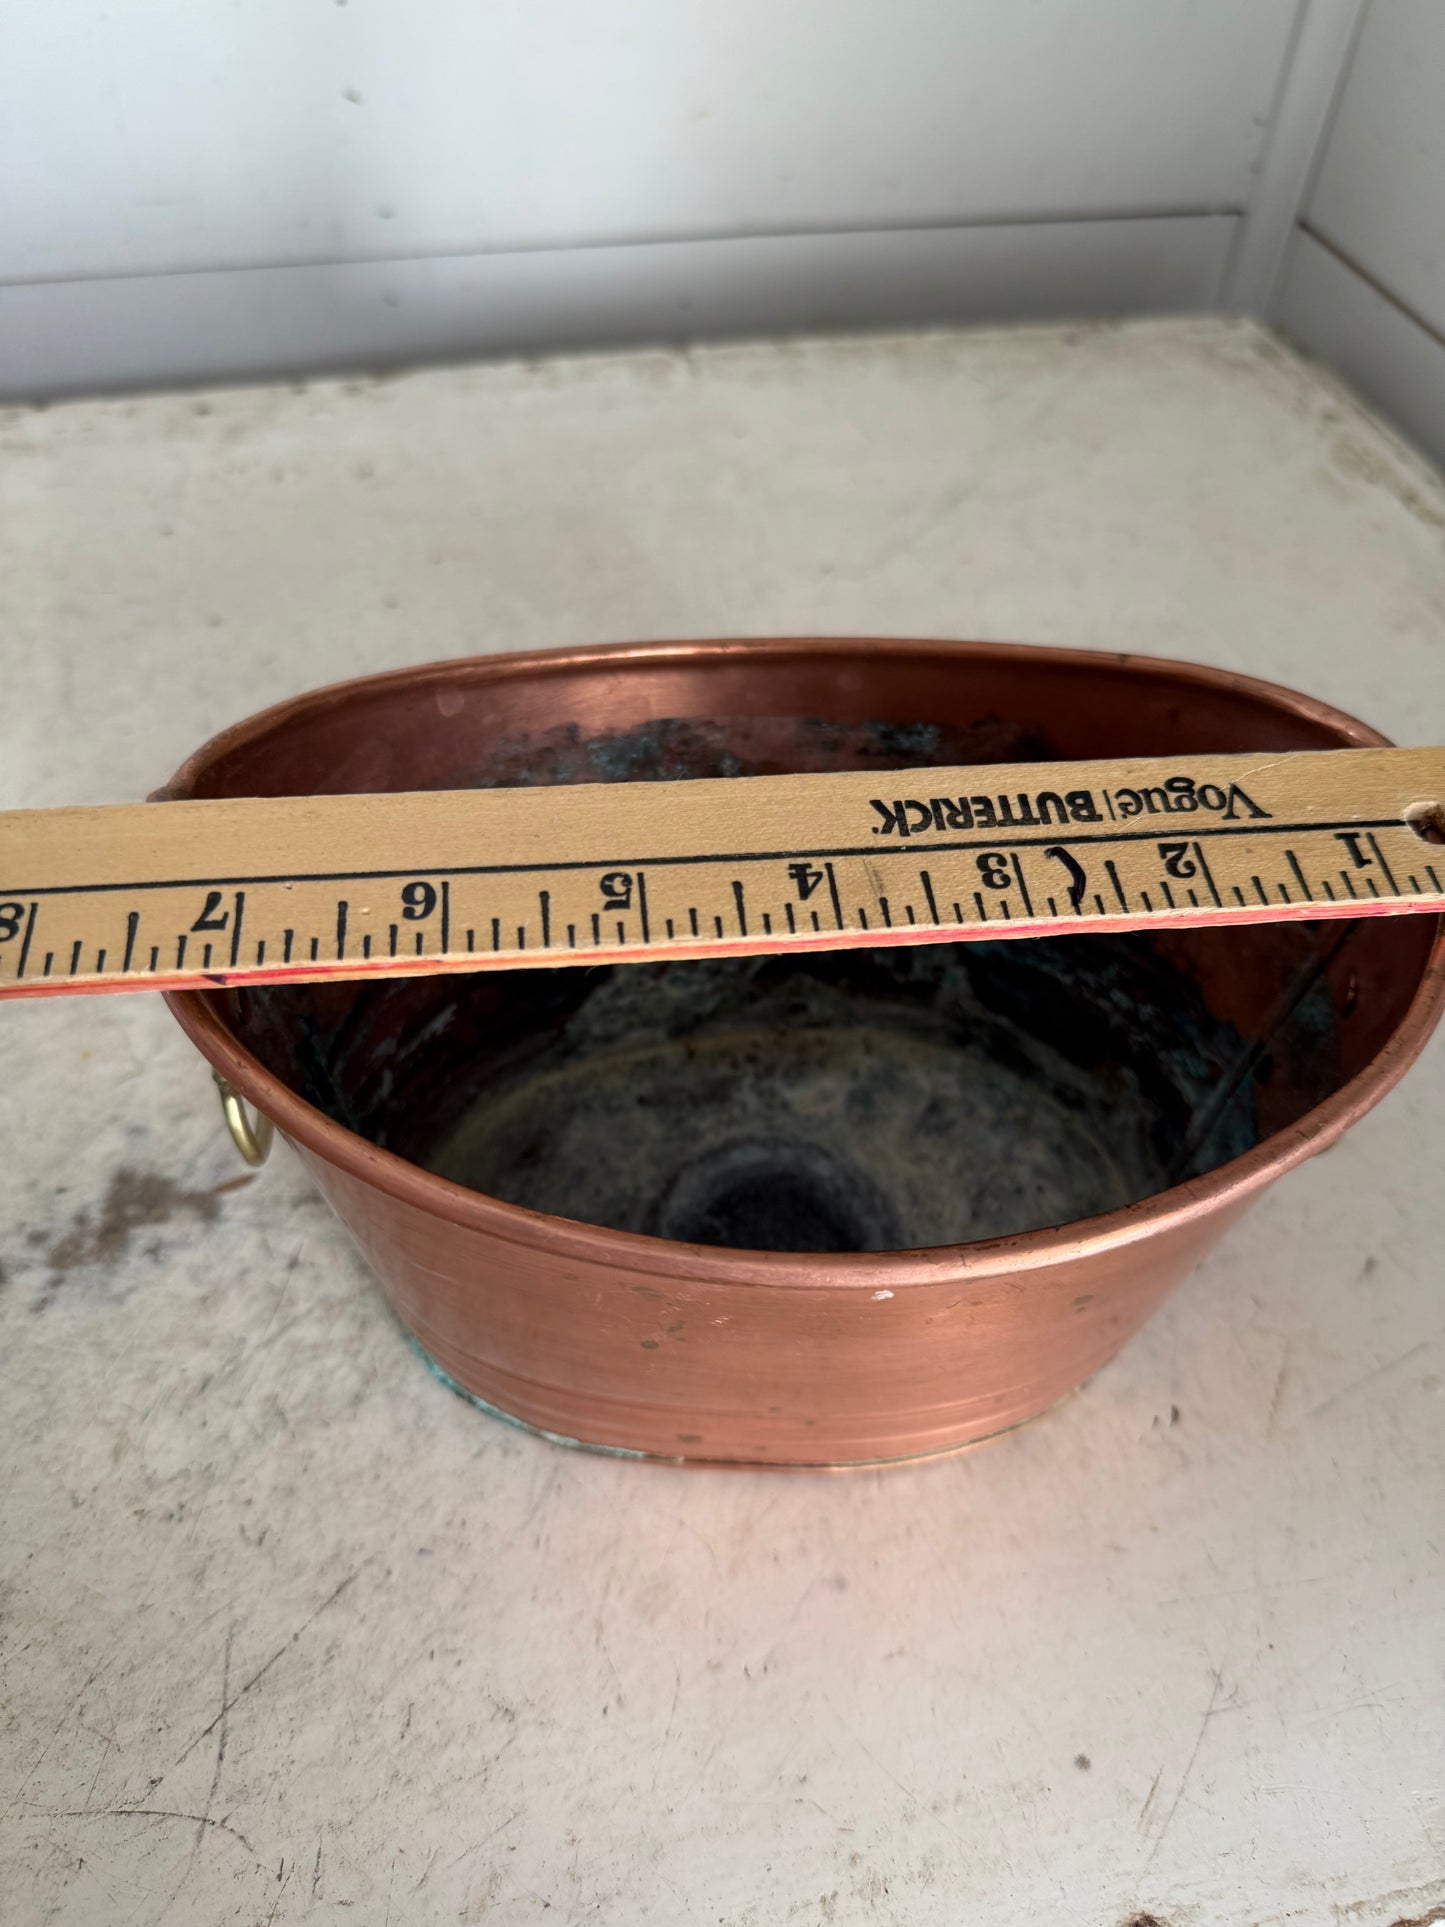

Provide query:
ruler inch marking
left=1191, top=841, right=1222, bottom=908
left=229, top=890, right=245, bottom=967
left=1008, top=853, right=1034, bottom=918
left=1285, top=851, right=1313, bottom=902
left=43, top=951, right=53, bottom=977
left=539, top=888, right=551, bottom=949
left=1105, top=860, right=1128, bottom=913
left=825, top=861, right=844, bottom=930
left=1365, top=832, right=1401, bottom=895
left=71, top=939, right=83, bottom=977
left=920, top=870, right=940, bottom=924
left=121, top=909, right=139, bottom=974
left=335, top=899, right=348, bottom=960
left=636, top=873, right=650, bottom=944
left=973, top=892, right=987, bottom=922
left=16, top=901, right=39, bottom=979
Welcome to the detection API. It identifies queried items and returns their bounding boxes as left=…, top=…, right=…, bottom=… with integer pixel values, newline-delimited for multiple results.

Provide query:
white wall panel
left=1, top=1, right=1295, bottom=285
left=1268, top=0, right=1445, bottom=472
left=1274, top=229, right=1445, bottom=474
left=1305, top=0, right=1445, bottom=335
left=0, top=218, right=1235, bottom=399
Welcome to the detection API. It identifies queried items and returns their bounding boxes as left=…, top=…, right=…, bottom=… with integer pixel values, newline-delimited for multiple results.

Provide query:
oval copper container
left=164, top=640, right=1445, bottom=1467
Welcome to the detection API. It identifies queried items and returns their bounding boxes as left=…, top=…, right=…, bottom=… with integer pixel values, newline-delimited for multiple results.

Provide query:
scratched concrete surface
left=2, top=319, right=1443, bottom=1926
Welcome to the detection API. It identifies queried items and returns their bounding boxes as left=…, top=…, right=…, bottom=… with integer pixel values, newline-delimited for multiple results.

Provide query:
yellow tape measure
left=1, top=747, right=1442, bottom=1000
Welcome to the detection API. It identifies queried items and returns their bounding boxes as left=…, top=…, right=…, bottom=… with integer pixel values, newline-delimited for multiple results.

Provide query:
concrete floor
left=2, top=318, right=1443, bottom=1926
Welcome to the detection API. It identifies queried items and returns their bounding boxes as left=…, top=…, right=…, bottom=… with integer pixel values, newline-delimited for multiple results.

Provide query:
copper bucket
left=164, top=639, right=1445, bottom=1466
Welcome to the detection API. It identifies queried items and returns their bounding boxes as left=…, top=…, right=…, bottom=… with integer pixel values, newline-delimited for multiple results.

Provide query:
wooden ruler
left=0, top=747, right=1442, bottom=1001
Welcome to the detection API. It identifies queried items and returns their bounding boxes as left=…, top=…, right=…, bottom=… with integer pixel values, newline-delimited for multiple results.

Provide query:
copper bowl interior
left=178, top=643, right=1439, bottom=1260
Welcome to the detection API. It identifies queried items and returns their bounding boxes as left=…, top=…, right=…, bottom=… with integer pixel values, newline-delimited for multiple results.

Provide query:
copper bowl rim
left=164, top=636, right=1445, bottom=1289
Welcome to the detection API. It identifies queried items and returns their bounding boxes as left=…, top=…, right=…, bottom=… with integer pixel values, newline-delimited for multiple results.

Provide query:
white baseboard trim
left=1, top=216, right=1235, bottom=400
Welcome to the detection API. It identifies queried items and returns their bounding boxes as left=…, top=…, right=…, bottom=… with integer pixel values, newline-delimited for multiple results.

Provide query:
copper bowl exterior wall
left=163, top=640, right=1445, bottom=1467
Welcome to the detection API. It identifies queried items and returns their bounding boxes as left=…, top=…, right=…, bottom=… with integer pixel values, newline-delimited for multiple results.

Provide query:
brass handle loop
left=213, top=1070, right=275, bottom=1167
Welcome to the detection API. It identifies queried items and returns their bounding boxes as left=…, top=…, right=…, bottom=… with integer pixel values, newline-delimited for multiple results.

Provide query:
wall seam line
left=0, top=209, right=1244, bottom=296
left=1297, top=218, right=1445, bottom=356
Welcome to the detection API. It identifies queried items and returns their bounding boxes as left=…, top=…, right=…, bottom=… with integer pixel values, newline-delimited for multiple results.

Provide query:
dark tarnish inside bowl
left=222, top=712, right=1356, bottom=1253
left=422, top=940, right=1258, bottom=1251
left=166, top=641, right=1443, bottom=1465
